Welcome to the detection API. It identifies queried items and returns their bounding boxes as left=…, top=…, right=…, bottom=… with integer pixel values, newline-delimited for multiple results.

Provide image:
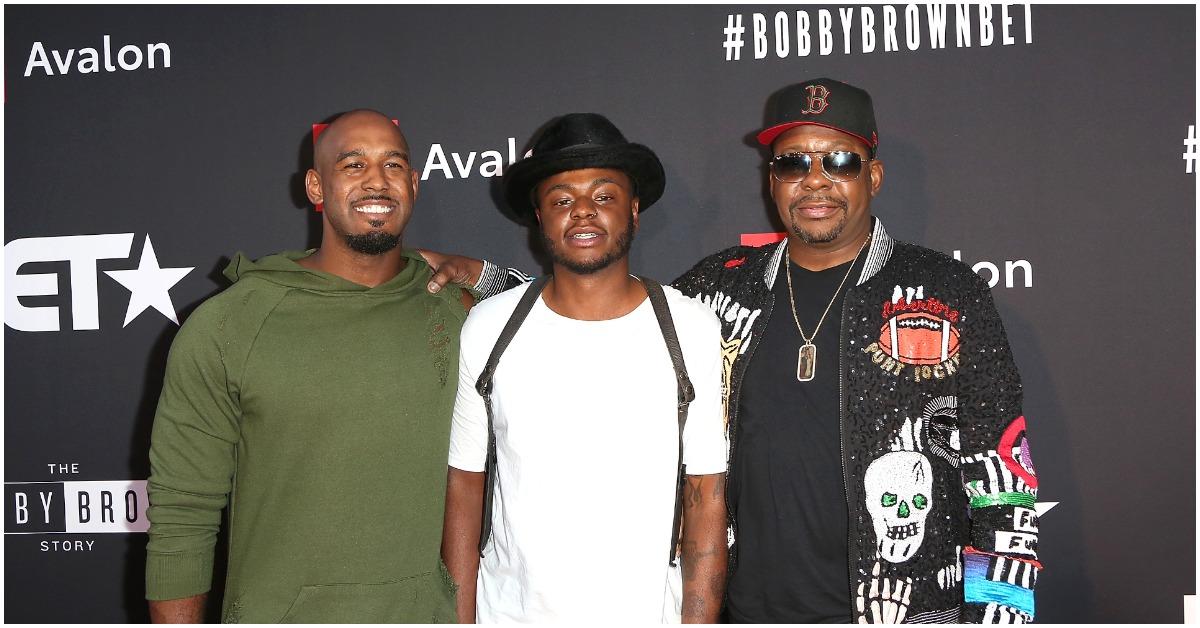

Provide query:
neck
left=297, top=239, right=408, bottom=288
left=542, top=260, right=646, bottom=321
left=787, top=220, right=872, bottom=271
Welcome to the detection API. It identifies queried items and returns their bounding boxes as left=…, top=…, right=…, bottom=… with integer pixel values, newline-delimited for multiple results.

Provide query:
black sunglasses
left=770, top=151, right=870, bottom=183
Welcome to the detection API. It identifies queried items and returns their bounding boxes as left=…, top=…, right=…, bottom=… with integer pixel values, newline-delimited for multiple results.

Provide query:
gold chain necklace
left=784, top=235, right=871, bottom=382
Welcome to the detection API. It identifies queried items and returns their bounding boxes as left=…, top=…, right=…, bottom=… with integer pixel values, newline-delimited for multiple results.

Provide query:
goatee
left=788, top=196, right=848, bottom=244
left=345, top=231, right=401, bottom=255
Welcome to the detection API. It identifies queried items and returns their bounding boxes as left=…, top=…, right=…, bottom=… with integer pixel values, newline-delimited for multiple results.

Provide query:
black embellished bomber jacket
left=670, top=219, right=1041, bottom=623
left=479, top=218, right=1041, bottom=623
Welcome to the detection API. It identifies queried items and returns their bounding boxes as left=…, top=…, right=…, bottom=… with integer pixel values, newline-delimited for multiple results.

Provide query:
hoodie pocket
left=278, top=568, right=455, bottom=623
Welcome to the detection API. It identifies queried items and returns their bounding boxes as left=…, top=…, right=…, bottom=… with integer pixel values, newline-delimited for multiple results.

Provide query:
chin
left=557, top=255, right=614, bottom=275
left=792, top=223, right=844, bottom=245
left=345, top=230, right=402, bottom=255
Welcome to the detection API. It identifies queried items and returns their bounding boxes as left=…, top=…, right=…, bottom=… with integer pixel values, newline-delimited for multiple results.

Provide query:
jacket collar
left=764, top=217, right=895, bottom=289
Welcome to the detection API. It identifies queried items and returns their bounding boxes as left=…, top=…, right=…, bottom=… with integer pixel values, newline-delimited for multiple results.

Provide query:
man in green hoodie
left=144, top=110, right=469, bottom=623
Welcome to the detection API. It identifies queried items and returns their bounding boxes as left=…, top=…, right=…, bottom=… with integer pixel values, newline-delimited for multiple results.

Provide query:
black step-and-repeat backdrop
left=4, top=5, right=1195, bottom=623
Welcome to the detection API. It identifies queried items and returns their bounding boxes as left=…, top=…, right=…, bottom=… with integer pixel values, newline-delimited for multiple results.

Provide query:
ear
left=868, top=159, right=884, bottom=198
left=304, top=169, right=323, bottom=205
left=631, top=197, right=640, bottom=231
left=409, top=167, right=420, bottom=200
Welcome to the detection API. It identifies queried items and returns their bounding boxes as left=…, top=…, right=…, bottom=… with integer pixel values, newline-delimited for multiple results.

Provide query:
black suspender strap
left=473, top=275, right=695, bottom=567
left=641, top=277, right=695, bottom=566
left=474, top=275, right=550, bottom=556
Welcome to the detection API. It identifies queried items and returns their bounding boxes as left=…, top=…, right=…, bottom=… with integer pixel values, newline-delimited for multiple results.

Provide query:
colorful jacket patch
left=861, top=284, right=962, bottom=382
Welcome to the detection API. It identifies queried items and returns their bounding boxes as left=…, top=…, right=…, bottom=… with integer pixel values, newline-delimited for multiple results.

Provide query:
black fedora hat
left=503, top=113, right=665, bottom=225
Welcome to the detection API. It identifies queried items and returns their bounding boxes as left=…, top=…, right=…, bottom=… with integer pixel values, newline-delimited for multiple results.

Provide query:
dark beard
left=542, top=213, right=636, bottom=275
left=345, top=230, right=401, bottom=255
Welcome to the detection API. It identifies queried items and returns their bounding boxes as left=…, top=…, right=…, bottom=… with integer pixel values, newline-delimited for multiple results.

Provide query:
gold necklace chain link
left=784, top=234, right=871, bottom=344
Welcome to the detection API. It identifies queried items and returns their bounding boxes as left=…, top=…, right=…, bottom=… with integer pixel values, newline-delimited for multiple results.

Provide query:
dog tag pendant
left=797, top=343, right=817, bottom=382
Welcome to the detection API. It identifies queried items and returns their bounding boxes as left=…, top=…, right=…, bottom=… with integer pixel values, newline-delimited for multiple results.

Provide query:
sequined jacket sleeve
left=670, top=245, right=755, bottom=296
left=955, top=274, right=1041, bottom=623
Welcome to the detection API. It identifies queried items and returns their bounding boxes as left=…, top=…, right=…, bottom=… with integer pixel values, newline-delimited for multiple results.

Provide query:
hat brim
left=503, top=143, right=665, bottom=225
left=756, top=121, right=877, bottom=151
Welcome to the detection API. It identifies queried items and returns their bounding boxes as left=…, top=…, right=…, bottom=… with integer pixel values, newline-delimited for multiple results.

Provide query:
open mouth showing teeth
left=356, top=204, right=392, bottom=214
left=571, top=233, right=599, bottom=240
left=886, top=522, right=919, bottom=539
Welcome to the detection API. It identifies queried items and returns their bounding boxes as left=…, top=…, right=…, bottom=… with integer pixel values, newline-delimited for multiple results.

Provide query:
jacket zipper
left=725, top=291, right=772, bottom=572
left=839, top=285, right=855, bottom=618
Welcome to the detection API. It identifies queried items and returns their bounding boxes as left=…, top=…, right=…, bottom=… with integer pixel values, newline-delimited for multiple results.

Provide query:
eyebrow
left=334, top=149, right=409, bottom=162
left=775, top=145, right=860, bottom=156
left=545, top=177, right=624, bottom=194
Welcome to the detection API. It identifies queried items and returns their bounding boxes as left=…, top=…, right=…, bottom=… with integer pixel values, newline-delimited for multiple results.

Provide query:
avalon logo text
left=24, top=36, right=170, bottom=77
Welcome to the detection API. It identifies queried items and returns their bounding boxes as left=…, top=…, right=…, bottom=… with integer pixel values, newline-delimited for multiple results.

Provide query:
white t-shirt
left=449, top=281, right=728, bottom=623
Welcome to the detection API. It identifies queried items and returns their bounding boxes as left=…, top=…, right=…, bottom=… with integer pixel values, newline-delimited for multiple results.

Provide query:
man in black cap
left=670, top=78, right=1039, bottom=624
left=429, top=79, right=1040, bottom=623
left=441, top=114, right=729, bottom=623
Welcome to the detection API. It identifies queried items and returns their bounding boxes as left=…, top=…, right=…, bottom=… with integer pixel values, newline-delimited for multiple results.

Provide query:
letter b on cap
left=801, top=85, right=830, bottom=114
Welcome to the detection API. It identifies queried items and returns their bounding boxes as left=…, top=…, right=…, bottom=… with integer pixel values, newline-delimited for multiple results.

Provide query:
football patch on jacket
left=863, top=286, right=962, bottom=382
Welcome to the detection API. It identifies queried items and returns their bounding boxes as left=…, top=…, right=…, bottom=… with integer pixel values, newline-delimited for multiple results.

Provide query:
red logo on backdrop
left=800, top=85, right=830, bottom=115
left=310, top=119, right=400, bottom=212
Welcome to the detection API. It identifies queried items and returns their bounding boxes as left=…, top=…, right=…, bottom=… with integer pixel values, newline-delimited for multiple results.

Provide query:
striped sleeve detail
left=981, top=602, right=1032, bottom=624
left=906, top=607, right=961, bottom=623
left=964, top=548, right=1039, bottom=621
left=962, top=450, right=1035, bottom=498
left=856, top=217, right=895, bottom=286
left=472, top=261, right=533, bottom=299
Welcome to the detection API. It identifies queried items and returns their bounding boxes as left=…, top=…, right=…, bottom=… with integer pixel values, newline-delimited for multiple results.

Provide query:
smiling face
left=305, top=111, right=419, bottom=255
left=533, top=167, right=639, bottom=277
left=770, top=124, right=883, bottom=248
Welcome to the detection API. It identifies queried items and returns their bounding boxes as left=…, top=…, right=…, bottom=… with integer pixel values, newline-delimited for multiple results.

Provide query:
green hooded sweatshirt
left=145, top=249, right=463, bottom=623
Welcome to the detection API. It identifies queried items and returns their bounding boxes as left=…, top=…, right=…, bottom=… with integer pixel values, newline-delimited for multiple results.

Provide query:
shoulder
left=690, top=244, right=760, bottom=268
left=403, top=252, right=470, bottom=323
left=662, top=285, right=720, bottom=328
left=674, top=242, right=780, bottom=294
left=177, top=279, right=278, bottom=336
left=688, top=243, right=776, bottom=276
left=465, top=281, right=531, bottom=320
left=660, top=285, right=723, bottom=355
left=884, top=240, right=991, bottom=293
left=460, top=282, right=534, bottom=346
left=168, top=279, right=286, bottom=364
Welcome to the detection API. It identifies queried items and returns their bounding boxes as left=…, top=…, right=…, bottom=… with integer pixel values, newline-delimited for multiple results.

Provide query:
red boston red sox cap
left=756, top=77, right=879, bottom=157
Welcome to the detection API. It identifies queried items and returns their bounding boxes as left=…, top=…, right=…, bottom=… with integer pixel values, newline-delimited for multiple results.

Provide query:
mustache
left=353, top=194, right=398, bottom=205
left=789, top=195, right=848, bottom=211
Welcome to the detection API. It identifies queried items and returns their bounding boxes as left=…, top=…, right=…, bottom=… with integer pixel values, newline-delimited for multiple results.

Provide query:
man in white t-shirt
left=442, top=113, right=728, bottom=623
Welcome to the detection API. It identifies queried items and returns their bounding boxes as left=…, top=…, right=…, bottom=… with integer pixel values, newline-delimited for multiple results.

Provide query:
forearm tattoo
left=680, top=475, right=727, bottom=623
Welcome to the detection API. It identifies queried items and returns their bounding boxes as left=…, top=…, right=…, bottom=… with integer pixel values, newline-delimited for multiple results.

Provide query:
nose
left=362, top=164, right=389, bottom=192
left=800, top=158, right=832, bottom=190
left=569, top=198, right=597, bottom=220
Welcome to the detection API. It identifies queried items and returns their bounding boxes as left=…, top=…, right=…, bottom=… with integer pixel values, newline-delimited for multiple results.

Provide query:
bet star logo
left=5, top=233, right=193, bottom=332
left=103, top=237, right=193, bottom=326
